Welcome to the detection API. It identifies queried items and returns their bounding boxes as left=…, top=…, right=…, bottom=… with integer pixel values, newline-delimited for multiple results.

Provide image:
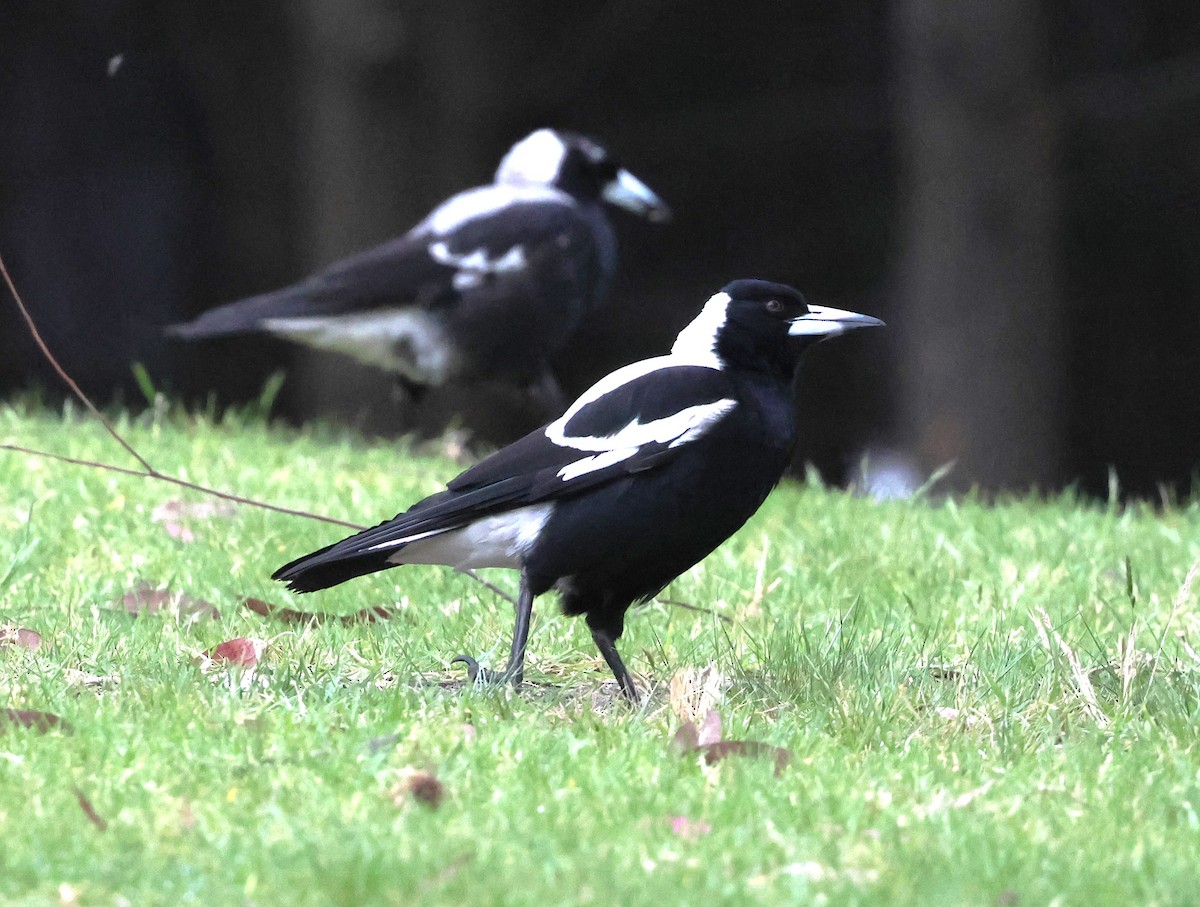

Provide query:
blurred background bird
left=166, top=128, right=670, bottom=419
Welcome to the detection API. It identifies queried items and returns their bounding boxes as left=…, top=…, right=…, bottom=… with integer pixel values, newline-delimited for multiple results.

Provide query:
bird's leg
left=590, top=627, right=639, bottom=702
left=452, top=570, right=534, bottom=689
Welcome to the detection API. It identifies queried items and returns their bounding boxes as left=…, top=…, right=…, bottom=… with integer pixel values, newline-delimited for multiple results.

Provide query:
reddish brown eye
left=765, top=298, right=784, bottom=314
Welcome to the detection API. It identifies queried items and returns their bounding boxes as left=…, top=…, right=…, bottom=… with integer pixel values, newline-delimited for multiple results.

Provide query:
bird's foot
left=451, top=654, right=523, bottom=689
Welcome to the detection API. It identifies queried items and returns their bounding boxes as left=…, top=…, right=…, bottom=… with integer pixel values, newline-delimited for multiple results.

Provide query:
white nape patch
left=495, top=129, right=569, bottom=187
left=262, top=309, right=459, bottom=384
left=424, top=184, right=565, bottom=237
left=383, top=504, right=553, bottom=570
left=428, top=241, right=527, bottom=291
left=670, top=292, right=730, bottom=368
left=557, top=447, right=639, bottom=482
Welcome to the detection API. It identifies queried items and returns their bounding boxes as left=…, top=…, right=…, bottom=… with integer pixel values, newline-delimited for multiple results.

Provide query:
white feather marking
left=423, top=184, right=565, bottom=237
left=546, top=396, right=736, bottom=454
left=669, top=292, right=730, bottom=368
left=261, top=309, right=460, bottom=384
left=382, top=504, right=553, bottom=570
left=365, top=527, right=445, bottom=551
left=494, top=129, right=569, bottom=186
left=556, top=447, right=639, bottom=481
left=428, top=241, right=527, bottom=291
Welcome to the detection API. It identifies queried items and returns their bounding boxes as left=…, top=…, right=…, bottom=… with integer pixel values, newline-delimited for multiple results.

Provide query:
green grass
left=2, top=399, right=1200, bottom=906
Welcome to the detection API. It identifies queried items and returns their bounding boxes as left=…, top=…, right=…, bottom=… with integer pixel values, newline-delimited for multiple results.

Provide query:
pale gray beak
left=601, top=169, right=672, bottom=222
left=788, top=304, right=885, bottom=338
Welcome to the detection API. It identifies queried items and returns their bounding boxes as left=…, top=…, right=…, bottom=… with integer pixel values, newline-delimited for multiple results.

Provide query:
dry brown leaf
left=151, top=499, right=236, bottom=542
left=205, top=637, right=266, bottom=667
left=672, top=709, right=791, bottom=776
left=119, top=582, right=220, bottom=621
left=389, top=768, right=445, bottom=809
left=244, top=597, right=395, bottom=625
left=0, top=708, right=72, bottom=734
left=0, top=626, right=43, bottom=651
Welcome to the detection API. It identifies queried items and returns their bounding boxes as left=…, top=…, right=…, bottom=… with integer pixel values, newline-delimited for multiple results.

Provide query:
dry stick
left=0, top=251, right=515, bottom=605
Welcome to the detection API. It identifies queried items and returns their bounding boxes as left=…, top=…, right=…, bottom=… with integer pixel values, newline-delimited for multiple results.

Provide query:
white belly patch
left=262, top=309, right=460, bottom=384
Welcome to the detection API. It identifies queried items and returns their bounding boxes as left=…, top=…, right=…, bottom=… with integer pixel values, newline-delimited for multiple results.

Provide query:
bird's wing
left=168, top=185, right=600, bottom=350
left=298, top=185, right=593, bottom=314
left=273, top=363, right=736, bottom=583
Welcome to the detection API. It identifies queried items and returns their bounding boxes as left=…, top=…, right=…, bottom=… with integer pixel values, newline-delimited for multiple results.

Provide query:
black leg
left=452, top=570, right=534, bottom=689
left=591, top=628, right=639, bottom=702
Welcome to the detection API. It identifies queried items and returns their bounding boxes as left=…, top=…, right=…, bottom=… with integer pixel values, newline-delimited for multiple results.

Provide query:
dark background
left=2, top=1, right=1198, bottom=498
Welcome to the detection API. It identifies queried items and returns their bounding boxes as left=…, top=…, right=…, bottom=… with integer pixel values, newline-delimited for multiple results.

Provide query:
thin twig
left=457, top=569, right=517, bottom=605
left=1, top=253, right=154, bottom=473
left=0, top=250, right=514, bottom=603
left=655, top=598, right=733, bottom=624
left=0, top=443, right=366, bottom=530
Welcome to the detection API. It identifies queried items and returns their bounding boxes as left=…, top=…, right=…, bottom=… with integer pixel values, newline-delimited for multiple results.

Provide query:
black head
left=495, top=129, right=671, bottom=222
left=671, top=278, right=884, bottom=377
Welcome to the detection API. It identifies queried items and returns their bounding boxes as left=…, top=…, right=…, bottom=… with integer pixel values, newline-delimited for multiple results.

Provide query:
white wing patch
left=428, top=241, right=527, bottom=291
left=547, top=396, right=736, bottom=457
left=261, top=308, right=460, bottom=384
left=423, top=184, right=566, bottom=237
left=556, top=447, right=639, bottom=481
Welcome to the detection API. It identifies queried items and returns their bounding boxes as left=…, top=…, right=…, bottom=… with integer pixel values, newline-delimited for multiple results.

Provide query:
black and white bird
left=167, top=128, right=669, bottom=404
left=273, top=279, right=883, bottom=700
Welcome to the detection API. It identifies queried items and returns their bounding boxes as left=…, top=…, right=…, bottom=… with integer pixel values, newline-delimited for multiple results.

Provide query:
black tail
left=272, top=538, right=402, bottom=593
left=165, top=287, right=315, bottom=341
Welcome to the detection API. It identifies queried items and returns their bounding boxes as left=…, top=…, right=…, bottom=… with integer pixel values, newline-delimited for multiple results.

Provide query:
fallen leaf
left=73, top=786, right=108, bottom=831
left=389, top=768, right=445, bottom=809
left=119, top=582, right=220, bottom=621
left=151, top=500, right=236, bottom=542
left=0, top=626, right=43, bottom=651
left=121, top=582, right=171, bottom=615
left=0, top=708, right=72, bottom=734
left=672, top=709, right=791, bottom=776
left=672, top=709, right=723, bottom=752
left=669, top=815, right=713, bottom=840
left=206, top=637, right=266, bottom=667
left=244, top=597, right=395, bottom=625
left=698, top=740, right=792, bottom=775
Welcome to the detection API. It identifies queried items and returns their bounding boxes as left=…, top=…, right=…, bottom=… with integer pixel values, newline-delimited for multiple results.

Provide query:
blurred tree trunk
left=287, top=0, right=415, bottom=427
left=892, top=0, right=1063, bottom=491
left=284, top=3, right=509, bottom=431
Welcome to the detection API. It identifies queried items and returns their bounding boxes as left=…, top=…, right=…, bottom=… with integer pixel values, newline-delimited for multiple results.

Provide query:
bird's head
left=496, top=129, right=671, bottom=223
left=672, top=279, right=884, bottom=377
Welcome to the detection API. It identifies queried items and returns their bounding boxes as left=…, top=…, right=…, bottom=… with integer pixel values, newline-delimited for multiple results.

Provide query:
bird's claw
left=451, top=655, right=522, bottom=688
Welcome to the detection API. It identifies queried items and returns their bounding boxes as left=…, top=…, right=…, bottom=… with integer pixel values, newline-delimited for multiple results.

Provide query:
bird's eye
left=765, top=299, right=785, bottom=314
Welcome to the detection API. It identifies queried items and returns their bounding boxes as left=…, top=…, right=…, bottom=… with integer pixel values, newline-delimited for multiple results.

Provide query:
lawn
left=2, top=400, right=1199, bottom=905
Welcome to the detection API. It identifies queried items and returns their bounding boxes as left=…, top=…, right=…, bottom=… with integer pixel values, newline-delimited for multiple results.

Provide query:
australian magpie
left=167, top=129, right=669, bottom=405
left=273, top=279, right=883, bottom=700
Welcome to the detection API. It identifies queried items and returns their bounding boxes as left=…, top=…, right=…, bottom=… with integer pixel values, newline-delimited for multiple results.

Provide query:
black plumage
left=273, top=279, right=883, bottom=700
left=167, top=129, right=669, bottom=400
